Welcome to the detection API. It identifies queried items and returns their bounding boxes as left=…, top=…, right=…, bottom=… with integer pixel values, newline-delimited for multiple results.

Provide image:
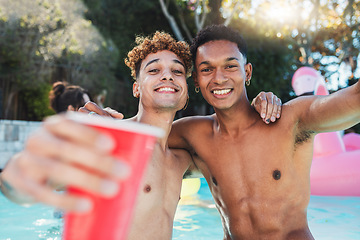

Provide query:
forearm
left=304, top=80, right=360, bottom=132
left=0, top=154, right=36, bottom=205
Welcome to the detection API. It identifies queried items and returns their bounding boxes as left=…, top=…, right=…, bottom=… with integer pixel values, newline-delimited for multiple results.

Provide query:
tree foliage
left=240, top=0, right=360, bottom=90
left=1, top=0, right=359, bottom=134
left=0, top=0, right=118, bottom=120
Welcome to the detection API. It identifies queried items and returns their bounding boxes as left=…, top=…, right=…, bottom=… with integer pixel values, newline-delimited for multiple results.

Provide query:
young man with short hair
left=169, top=25, right=360, bottom=240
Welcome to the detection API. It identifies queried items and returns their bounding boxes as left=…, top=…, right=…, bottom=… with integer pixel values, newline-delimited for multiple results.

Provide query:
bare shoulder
left=282, top=95, right=317, bottom=119
left=172, top=114, right=216, bottom=133
left=169, top=114, right=215, bottom=151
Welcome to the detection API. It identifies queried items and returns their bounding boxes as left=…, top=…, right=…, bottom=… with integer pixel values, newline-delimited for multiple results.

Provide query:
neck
left=213, top=96, right=258, bottom=137
left=130, top=104, right=176, bottom=150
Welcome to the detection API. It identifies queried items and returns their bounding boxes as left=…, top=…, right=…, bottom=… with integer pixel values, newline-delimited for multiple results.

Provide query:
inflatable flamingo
left=292, top=67, right=360, bottom=196
left=343, top=133, right=360, bottom=151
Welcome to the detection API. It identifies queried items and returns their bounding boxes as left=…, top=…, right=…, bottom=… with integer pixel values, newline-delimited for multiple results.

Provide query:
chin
left=155, top=103, right=181, bottom=111
left=208, top=100, right=233, bottom=110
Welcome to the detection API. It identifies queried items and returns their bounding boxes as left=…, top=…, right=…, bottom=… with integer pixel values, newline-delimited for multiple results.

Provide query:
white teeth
left=157, top=87, right=175, bottom=92
left=213, top=89, right=231, bottom=95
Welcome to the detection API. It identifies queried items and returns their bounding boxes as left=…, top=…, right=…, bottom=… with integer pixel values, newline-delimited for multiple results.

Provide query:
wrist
left=0, top=173, right=14, bottom=198
left=0, top=171, right=35, bottom=205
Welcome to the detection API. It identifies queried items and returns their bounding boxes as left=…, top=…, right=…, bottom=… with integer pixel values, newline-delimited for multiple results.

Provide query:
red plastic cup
left=63, top=113, right=164, bottom=240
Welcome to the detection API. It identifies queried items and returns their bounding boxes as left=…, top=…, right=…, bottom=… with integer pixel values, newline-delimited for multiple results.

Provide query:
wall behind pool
left=0, top=120, right=41, bottom=169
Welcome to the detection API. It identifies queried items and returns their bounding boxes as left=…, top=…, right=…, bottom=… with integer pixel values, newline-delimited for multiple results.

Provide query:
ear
left=67, top=105, right=75, bottom=111
left=133, top=81, right=140, bottom=98
left=245, top=63, right=253, bottom=80
left=192, top=71, right=199, bottom=87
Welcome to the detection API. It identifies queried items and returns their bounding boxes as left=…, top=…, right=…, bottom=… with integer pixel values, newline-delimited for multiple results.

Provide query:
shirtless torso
left=122, top=47, right=192, bottom=240
left=169, top=26, right=360, bottom=240
left=127, top=144, right=190, bottom=240
left=170, top=102, right=315, bottom=240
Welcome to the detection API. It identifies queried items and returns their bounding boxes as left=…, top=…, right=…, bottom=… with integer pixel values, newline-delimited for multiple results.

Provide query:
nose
left=161, top=69, right=174, bottom=81
left=213, top=69, right=227, bottom=84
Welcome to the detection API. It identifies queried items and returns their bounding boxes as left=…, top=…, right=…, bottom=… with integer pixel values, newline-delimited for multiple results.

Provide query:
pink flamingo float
left=292, top=67, right=360, bottom=196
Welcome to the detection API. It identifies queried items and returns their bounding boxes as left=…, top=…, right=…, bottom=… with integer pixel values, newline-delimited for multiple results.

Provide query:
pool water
left=173, top=179, right=360, bottom=239
left=1, top=178, right=360, bottom=240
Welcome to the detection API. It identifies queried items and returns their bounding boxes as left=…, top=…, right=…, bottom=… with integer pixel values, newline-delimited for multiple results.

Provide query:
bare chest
left=134, top=149, right=184, bottom=212
left=190, top=126, right=312, bottom=204
left=190, top=125, right=312, bottom=235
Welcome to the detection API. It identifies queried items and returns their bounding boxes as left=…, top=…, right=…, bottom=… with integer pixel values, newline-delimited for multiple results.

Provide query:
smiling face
left=133, top=50, right=188, bottom=112
left=194, top=40, right=252, bottom=110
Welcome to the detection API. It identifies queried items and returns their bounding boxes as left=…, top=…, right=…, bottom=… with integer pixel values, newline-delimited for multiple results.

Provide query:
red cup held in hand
left=63, top=113, right=164, bottom=240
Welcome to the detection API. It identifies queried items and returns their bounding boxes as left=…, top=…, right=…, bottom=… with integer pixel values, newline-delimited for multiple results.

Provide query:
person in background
left=49, top=81, right=91, bottom=113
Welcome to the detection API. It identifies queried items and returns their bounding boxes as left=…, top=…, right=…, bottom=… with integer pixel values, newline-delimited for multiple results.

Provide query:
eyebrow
left=144, top=59, right=159, bottom=68
left=144, top=58, right=185, bottom=69
left=198, top=57, right=240, bottom=67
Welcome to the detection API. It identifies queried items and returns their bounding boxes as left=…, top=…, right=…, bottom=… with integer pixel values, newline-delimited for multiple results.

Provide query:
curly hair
left=125, top=31, right=192, bottom=80
left=190, top=25, right=248, bottom=67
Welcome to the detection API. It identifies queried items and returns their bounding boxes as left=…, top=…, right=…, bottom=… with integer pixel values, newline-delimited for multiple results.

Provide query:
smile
left=156, top=87, right=178, bottom=93
left=212, top=89, right=232, bottom=95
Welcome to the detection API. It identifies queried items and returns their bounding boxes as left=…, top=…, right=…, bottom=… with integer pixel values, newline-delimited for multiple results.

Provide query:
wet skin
left=169, top=40, right=360, bottom=239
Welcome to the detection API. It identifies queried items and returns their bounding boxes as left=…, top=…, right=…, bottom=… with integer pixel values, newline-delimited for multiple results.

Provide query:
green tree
left=243, top=0, right=360, bottom=90
left=82, top=0, right=296, bottom=117
left=0, top=0, right=118, bottom=120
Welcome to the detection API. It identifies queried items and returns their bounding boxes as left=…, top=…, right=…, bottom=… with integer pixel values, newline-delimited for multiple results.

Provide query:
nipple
left=273, top=170, right=281, bottom=180
left=144, top=184, right=151, bottom=193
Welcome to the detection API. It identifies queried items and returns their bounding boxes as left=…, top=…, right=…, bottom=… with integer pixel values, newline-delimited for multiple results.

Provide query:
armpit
left=295, top=130, right=315, bottom=145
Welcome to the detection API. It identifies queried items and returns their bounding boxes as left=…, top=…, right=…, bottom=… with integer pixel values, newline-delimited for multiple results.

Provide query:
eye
left=173, top=69, right=184, bottom=75
left=226, top=65, right=237, bottom=69
left=148, top=69, right=159, bottom=73
left=200, top=68, right=211, bottom=73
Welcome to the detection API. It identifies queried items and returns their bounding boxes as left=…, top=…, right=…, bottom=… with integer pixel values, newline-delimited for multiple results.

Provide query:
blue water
left=1, top=178, right=360, bottom=240
left=173, top=178, right=360, bottom=240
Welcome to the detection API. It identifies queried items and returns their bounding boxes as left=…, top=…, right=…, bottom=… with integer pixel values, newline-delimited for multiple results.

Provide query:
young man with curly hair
left=1, top=31, right=280, bottom=239
left=168, top=25, right=360, bottom=239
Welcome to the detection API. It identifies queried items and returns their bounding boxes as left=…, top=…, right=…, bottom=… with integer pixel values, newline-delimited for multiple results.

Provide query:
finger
left=276, top=97, right=282, bottom=119
left=39, top=188, right=93, bottom=213
left=83, top=102, right=111, bottom=117
left=9, top=151, right=123, bottom=208
left=259, top=95, right=268, bottom=121
left=265, top=93, right=275, bottom=124
left=257, top=92, right=267, bottom=119
left=252, top=92, right=267, bottom=119
left=18, top=152, right=123, bottom=198
left=103, top=107, right=124, bottom=119
left=78, top=107, right=90, bottom=114
left=17, top=173, right=93, bottom=213
left=0, top=153, right=92, bottom=212
left=270, top=97, right=279, bottom=122
left=26, top=131, right=130, bottom=180
left=38, top=156, right=121, bottom=198
left=42, top=115, right=115, bottom=153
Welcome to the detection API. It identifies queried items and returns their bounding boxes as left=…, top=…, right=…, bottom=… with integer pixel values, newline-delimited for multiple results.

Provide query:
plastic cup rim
left=65, top=112, right=165, bottom=138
